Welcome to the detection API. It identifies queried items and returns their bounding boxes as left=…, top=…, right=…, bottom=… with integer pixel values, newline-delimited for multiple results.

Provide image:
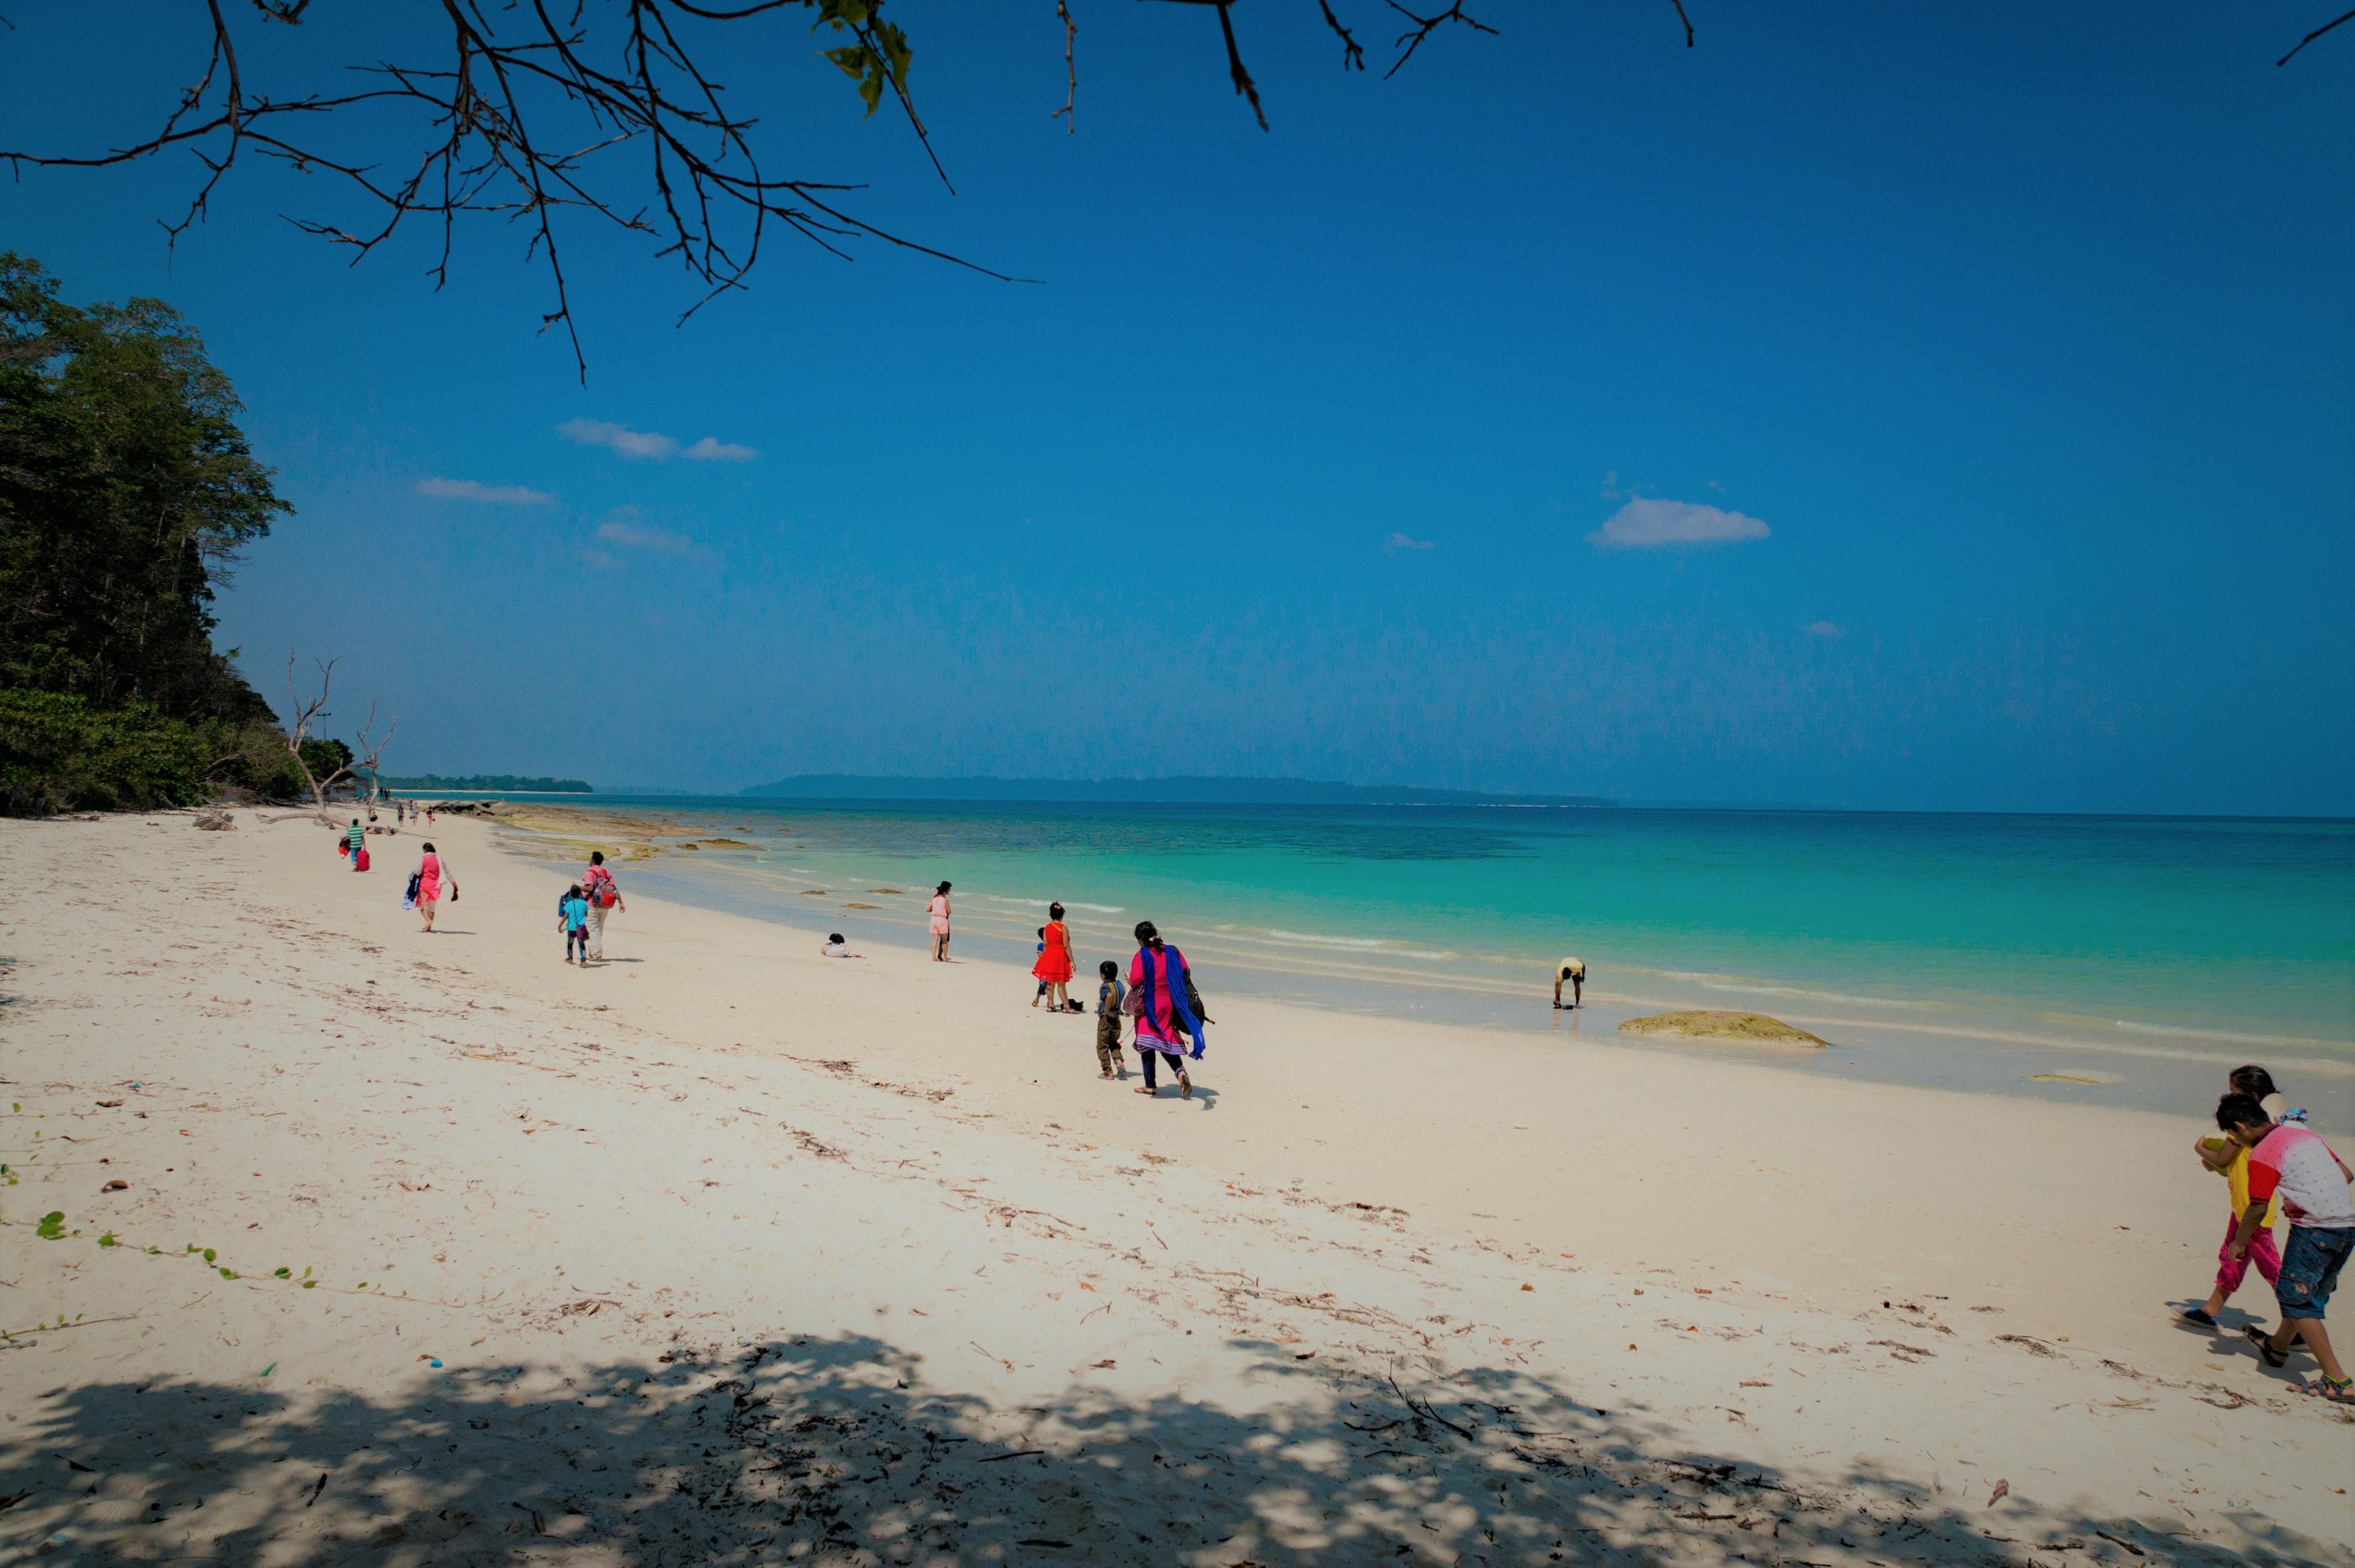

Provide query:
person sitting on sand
left=819, top=933, right=863, bottom=958
left=560, top=885, right=592, bottom=966
left=1033, top=904, right=1076, bottom=1011
left=1554, top=956, right=1586, bottom=1010
left=928, top=882, right=952, bottom=961
left=2216, top=1093, right=2355, bottom=1402
left=1094, top=959, right=1126, bottom=1081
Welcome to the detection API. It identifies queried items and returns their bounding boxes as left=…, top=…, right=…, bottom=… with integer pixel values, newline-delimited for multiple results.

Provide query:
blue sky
left=6, top=4, right=2349, bottom=811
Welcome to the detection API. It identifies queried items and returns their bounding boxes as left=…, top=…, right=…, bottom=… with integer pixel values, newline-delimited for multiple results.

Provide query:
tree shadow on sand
left=4, top=1329, right=2340, bottom=1567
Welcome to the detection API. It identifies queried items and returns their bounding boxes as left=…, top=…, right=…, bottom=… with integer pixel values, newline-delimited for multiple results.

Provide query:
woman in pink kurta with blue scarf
left=1128, top=920, right=1206, bottom=1099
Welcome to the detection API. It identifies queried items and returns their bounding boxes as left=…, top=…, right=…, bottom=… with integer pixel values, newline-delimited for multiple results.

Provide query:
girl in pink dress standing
left=927, top=881, right=952, bottom=961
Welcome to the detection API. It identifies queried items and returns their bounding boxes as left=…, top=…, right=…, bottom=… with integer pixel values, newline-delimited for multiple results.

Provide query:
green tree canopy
left=0, top=252, right=288, bottom=725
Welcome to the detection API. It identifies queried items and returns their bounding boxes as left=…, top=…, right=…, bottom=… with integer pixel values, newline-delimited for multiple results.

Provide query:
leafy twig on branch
left=3, top=1, right=1566, bottom=368
left=0, top=1, right=1016, bottom=383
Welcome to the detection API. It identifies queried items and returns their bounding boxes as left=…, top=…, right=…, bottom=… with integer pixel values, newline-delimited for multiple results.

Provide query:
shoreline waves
left=482, top=795, right=2355, bottom=1121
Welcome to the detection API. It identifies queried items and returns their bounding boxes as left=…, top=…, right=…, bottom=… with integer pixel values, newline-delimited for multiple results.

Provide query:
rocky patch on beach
left=1617, top=1010, right=1828, bottom=1048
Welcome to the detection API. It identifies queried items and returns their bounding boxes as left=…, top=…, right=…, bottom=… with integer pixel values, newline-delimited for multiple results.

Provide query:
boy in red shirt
left=2219, top=1093, right=2355, bottom=1403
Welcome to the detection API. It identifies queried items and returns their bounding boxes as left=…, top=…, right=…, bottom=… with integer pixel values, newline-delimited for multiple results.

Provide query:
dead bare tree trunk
left=351, top=704, right=398, bottom=813
left=282, top=653, right=392, bottom=824
left=284, top=653, right=343, bottom=814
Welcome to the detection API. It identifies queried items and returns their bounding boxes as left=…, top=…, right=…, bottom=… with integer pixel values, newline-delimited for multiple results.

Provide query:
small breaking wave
left=1263, top=928, right=1390, bottom=950
left=1255, top=928, right=1457, bottom=962
left=2112, top=1020, right=2351, bottom=1052
left=1644, top=967, right=1940, bottom=1010
left=976, top=894, right=1125, bottom=914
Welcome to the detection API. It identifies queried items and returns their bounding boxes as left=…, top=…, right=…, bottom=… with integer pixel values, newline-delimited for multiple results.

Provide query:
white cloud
left=415, top=477, right=554, bottom=505
left=1587, top=497, right=1771, bottom=550
left=1383, top=531, right=1434, bottom=553
left=1802, top=620, right=1844, bottom=639
left=581, top=549, right=623, bottom=572
left=595, top=517, right=698, bottom=555
left=560, top=418, right=676, bottom=458
left=559, top=418, right=758, bottom=462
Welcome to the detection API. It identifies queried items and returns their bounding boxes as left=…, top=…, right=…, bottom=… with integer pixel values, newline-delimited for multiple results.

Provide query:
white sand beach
left=1, top=808, right=2349, bottom=1565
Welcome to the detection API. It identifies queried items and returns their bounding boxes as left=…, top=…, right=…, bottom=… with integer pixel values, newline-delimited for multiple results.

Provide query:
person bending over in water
left=1554, top=956, right=1585, bottom=1010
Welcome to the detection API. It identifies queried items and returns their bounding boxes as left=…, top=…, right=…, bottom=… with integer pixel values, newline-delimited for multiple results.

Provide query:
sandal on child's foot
left=2177, top=1307, right=2219, bottom=1328
left=2295, top=1375, right=2355, bottom=1404
left=1134, top=1086, right=1157, bottom=1096
left=2243, top=1324, right=2291, bottom=1367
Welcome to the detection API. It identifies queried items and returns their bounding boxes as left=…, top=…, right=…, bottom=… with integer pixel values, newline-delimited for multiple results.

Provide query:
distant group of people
left=1028, top=907, right=1208, bottom=1099
left=2182, top=1064, right=2354, bottom=1404
left=348, top=825, right=624, bottom=955
left=920, top=886, right=1208, bottom=1099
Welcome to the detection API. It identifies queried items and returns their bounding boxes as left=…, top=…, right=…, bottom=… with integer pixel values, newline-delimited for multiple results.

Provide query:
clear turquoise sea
left=492, top=798, right=2355, bottom=1123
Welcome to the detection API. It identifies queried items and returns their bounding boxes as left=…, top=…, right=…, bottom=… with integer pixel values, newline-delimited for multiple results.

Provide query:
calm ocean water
left=492, top=797, right=2355, bottom=1121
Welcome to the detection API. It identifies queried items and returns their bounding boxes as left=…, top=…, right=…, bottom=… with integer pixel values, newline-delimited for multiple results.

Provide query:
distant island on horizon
left=383, top=774, right=594, bottom=794
left=739, top=774, right=1613, bottom=808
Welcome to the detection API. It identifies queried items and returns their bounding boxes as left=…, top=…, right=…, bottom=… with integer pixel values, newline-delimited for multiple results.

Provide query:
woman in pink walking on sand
left=928, top=881, right=953, bottom=961
left=415, top=842, right=457, bottom=933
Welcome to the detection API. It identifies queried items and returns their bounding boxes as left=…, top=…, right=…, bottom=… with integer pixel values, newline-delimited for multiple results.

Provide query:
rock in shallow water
left=1616, top=1009, right=1828, bottom=1048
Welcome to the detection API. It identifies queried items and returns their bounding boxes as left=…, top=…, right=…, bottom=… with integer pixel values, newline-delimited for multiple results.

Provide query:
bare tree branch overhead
left=6, top=4, right=2334, bottom=378
left=2, top=1, right=1022, bottom=381
left=2278, top=6, right=2355, bottom=64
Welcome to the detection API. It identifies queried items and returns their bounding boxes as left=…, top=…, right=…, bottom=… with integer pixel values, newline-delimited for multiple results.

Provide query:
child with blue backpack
left=558, top=884, right=592, bottom=966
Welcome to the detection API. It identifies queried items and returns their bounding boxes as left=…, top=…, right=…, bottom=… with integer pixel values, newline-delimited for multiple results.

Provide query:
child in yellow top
left=2180, top=1066, right=2284, bottom=1327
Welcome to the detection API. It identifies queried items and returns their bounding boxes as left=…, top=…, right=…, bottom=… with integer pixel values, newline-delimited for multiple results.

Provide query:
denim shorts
left=2276, top=1224, right=2355, bottom=1318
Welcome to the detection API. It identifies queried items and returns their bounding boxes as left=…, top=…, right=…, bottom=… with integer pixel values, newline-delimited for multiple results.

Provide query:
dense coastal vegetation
left=0, top=253, right=311, bottom=811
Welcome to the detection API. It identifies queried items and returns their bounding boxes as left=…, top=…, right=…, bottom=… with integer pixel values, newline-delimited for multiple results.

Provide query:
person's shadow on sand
left=2165, top=1299, right=2270, bottom=1335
